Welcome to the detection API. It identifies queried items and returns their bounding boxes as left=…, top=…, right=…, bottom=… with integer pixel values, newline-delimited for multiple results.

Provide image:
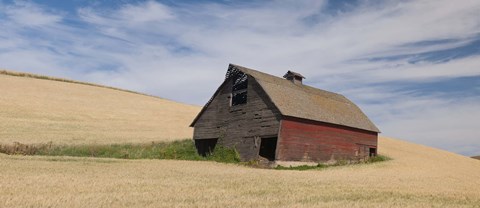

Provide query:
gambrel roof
left=191, top=64, right=380, bottom=133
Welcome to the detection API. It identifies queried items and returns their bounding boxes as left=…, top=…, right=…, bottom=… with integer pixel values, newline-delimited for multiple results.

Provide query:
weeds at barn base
left=0, top=140, right=240, bottom=164
left=0, top=140, right=388, bottom=169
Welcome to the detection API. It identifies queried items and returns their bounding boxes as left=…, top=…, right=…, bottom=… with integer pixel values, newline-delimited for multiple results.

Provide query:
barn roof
left=191, top=64, right=380, bottom=133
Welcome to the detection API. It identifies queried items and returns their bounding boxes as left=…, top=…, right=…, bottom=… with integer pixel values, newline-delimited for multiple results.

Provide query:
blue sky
left=0, top=0, right=479, bottom=156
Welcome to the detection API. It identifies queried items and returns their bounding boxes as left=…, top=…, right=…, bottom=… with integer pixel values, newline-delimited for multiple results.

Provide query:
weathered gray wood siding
left=193, top=76, right=281, bottom=160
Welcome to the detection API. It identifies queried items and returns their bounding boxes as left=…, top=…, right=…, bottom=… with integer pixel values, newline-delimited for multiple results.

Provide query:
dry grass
left=1, top=70, right=479, bottom=207
left=0, top=69, right=154, bottom=97
left=0, top=72, right=201, bottom=145
left=473, top=156, right=480, bottom=160
left=1, top=136, right=479, bottom=207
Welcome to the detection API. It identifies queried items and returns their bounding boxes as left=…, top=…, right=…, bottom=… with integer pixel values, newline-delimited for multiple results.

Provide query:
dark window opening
left=231, top=72, right=248, bottom=106
left=195, top=138, right=218, bottom=157
left=369, top=147, right=377, bottom=157
left=259, top=137, right=277, bottom=161
left=232, top=91, right=247, bottom=106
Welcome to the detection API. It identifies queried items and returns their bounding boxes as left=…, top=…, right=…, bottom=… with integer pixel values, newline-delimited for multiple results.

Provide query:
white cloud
left=118, top=1, right=174, bottom=23
left=2, top=1, right=62, bottom=27
left=79, top=0, right=174, bottom=30
left=376, top=97, right=480, bottom=156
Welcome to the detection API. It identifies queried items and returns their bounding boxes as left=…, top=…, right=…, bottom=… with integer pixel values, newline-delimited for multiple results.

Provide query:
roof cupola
left=283, top=70, right=305, bottom=85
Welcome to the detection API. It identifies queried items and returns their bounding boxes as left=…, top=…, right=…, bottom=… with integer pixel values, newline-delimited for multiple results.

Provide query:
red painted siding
left=277, top=117, right=378, bottom=162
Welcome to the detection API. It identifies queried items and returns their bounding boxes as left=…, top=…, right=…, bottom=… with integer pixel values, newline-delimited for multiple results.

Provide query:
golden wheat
left=1, top=136, right=479, bottom=207
left=0, top=72, right=201, bottom=145
left=1, top=70, right=479, bottom=207
left=0, top=69, right=154, bottom=97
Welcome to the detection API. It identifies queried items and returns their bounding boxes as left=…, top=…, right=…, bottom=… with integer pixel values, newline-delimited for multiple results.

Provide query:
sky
left=0, top=0, right=479, bottom=156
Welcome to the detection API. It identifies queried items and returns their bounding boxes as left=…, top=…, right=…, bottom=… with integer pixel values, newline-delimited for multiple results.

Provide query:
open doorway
left=369, top=147, right=377, bottom=157
left=195, top=138, right=218, bottom=157
left=259, top=137, right=277, bottom=161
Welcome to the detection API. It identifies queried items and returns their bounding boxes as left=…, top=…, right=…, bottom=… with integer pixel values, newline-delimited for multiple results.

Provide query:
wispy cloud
left=1, top=1, right=62, bottom=27
left=0, top=0, right=479, bottom=155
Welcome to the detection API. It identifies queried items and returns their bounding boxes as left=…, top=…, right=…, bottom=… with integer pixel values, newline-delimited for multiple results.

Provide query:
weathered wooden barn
left=190, top=64, right=380, bottom=162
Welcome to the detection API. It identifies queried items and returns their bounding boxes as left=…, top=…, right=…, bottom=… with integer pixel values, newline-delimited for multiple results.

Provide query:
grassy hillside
left=0, top=70, right=201, bottom=145
left=1, top=69, right=479, bottom=207
left=1, top=136, right=479, bottom=207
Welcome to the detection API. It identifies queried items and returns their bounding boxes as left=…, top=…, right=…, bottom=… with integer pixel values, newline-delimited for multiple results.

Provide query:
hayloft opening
left=231, top=72, right=248, bottom=106
left=195, top=138, right=218, bottom=157
left=369, top=147, right=377, bottom=157
left=259, top=137, right=277, bottom=161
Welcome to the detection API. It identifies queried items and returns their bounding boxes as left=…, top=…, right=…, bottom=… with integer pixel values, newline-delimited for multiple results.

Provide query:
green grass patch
left=4, top=139, right=240, bottom=164
left=1, top=140, right=389, bottom=168
left=275, top=155, right=391, bottom=171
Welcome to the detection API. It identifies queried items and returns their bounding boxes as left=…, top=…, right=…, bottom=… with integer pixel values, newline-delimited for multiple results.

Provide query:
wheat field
left=1, top=136, right=479, bottom=207
left=0, top=72, right=201, bottom=145
left=1, top=70, right=479, bottom=207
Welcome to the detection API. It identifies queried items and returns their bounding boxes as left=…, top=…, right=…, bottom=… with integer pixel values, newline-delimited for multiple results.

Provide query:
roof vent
left=283, top=70, right=305, bottom=85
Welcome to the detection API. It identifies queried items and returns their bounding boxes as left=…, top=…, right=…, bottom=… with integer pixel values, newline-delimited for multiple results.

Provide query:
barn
left=190, top=64, right=380, bottom=163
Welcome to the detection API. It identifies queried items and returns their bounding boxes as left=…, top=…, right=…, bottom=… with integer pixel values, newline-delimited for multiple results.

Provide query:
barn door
left=259, top=137, right=277, bottom=161
left=356, top=144, right=377, bottom=159
left=369, top=147, right=377, bottom=157
left=195, top=138, right=218, bottom=156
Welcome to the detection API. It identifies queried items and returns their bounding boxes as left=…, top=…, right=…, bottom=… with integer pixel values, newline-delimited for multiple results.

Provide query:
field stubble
left=1, top=137, right=480, bottom=207
left=1, top=71, right=479, bottom=207
left=0, top=73, right=200, bottom=145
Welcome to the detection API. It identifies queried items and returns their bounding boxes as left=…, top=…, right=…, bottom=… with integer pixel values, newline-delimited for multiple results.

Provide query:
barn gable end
left=192, top=70, right=282, bottom=160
